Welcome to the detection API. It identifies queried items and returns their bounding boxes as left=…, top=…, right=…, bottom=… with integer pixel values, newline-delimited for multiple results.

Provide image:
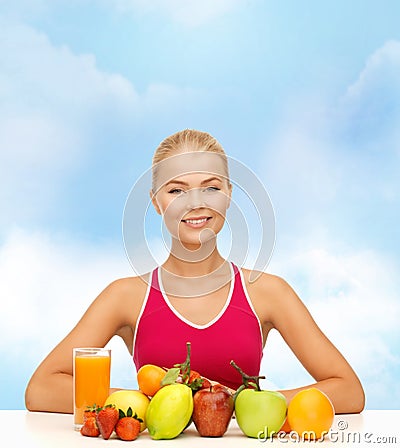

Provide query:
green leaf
left=118, top=408, right=126, bottom=419
left=133, top=412, right=143, bottom=423
left=127, top=407, right=133, bottom=418
left=161, top=367, right=180, bottom=386
left=188, top=377, right=204, bottom=392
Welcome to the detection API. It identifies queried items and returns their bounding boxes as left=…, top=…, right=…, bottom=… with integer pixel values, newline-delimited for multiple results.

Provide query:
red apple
left=192, top=385, right=234, bottom=437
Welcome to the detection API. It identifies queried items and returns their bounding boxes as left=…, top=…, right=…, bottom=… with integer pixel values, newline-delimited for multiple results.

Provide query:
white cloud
left=337, top=39, right=400, bottom=156
left=0, top=19, right=207, bottom=232
left=112, top=0, right=249, bottom=27
left=262, top=40, right=400, bottom=244
left=0, top=20, right=137, bottom=230
left=0, top=21, right=137, bottom=119
left=0, top=229, right=131, bottom=353
left=257, top=41, right=400, bottom=409
left=0, top=228, right=138, bottom=390
left=264, top=245, right=400, bottom=409
left=344, top=40, right=400, bottom=104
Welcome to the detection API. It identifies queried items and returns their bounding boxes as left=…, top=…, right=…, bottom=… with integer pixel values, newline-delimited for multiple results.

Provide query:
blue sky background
left=1, top=0, right=399, bottom=410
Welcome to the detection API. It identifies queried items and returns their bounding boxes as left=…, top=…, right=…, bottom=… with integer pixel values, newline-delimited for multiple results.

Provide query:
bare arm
left=251, top=274, right=365, bottom=414
left=25, top=277, right=146, bottom=413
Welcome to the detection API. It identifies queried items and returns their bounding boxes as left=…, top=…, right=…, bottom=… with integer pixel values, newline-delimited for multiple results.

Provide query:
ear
left=150, top=190, right=161, bottom=215
left=226, top=182, right=233, bottom=209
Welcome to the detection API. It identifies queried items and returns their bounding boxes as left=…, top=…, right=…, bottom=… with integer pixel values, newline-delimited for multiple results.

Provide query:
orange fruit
left=137, top=364, right=166, bottom=397
left=287, top=388, right=334, bottom=440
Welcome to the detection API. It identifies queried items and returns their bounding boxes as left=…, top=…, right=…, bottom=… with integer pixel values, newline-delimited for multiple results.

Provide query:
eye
left=168, top=188, right=185, bottom=194
left=204, top=186, right=220, bottom=192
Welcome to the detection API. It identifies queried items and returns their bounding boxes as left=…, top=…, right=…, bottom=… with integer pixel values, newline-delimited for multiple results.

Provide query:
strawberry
left=96, top=404, right=119, bottom=440
left=189, top=370, right=201, bottom=382
left=187, top=370, right=212, bottom=393
left=80, top=416, right=100, bottom=437
left=115, top=417, right=141, bottom=441
left=199, top=377, right=212, bottom=390
left=83, top=404, right=100, bottom=421
left=115, top=407, right=142, bottom=441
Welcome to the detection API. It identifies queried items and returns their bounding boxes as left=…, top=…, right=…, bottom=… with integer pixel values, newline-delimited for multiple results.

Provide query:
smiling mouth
left=181, top=217, right=212, bottom=225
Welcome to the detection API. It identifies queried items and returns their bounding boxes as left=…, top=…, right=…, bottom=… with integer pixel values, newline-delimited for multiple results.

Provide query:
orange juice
left=73, top=348, right=111, bottom=428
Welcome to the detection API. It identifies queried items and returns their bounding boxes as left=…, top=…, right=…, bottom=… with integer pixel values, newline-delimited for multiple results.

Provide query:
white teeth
left=185, top=218, right=208, bottom=224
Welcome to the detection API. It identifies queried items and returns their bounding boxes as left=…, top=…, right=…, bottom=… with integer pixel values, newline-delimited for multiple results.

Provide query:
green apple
left=234, top=389, right=287, bottom=438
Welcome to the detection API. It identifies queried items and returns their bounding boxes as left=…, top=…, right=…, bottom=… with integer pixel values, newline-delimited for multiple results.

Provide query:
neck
left=165, top=236, right=225, bottom=276
left=160, top=251, right=231, bottom=298
left=163, top=248, right=226, bottom=277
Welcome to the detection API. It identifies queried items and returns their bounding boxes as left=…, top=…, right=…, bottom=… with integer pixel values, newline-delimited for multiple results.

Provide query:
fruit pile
left=230, top=360, right=335, bottom=440
left=80, top=342, right=335, bottom=441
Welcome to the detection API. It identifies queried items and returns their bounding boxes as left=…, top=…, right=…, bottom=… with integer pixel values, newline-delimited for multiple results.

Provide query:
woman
left=25, top=129, right=365, bottom=414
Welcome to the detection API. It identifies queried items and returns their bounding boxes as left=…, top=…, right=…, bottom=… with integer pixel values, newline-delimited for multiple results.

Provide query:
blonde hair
left=152, top=129, right=229, bottom=191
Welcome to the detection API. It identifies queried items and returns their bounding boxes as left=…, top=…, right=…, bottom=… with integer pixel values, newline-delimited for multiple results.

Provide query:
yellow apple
left=104, top=390, right=150, bottom=432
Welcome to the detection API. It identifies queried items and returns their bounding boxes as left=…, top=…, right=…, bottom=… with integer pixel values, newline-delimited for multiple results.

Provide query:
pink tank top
left=133, top=263, right=263, bottom=390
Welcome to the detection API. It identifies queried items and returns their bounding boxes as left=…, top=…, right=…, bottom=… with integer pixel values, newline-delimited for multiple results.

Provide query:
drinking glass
left=73, top=347, right=111, bottom=430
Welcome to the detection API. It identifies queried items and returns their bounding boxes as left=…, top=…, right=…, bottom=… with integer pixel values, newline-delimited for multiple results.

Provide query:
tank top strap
left=150, top=266, right=160, bottom=291
left=148, top=263, right=251, bottom=315
left=229, top=262, right=260, bottom=318
left=151, top=263, right=237, bottom=296
left=231, top=262, right=239, bottom=276
left=230, top=262, right=244, bottom=297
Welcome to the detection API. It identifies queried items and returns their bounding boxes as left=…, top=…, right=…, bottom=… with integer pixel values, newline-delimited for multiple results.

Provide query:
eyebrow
left=165, top=176, right=223, bottom=187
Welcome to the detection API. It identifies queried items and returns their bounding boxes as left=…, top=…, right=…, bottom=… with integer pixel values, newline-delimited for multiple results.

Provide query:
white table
left=2, top=410, right=400, bottom=447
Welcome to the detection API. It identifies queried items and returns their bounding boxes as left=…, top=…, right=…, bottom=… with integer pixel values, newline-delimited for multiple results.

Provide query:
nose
left=185, top=188, right=206, bottom=209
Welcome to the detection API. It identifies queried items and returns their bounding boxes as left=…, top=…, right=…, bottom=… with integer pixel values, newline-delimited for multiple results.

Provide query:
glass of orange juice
left=73, top=347, right=111, bottom=430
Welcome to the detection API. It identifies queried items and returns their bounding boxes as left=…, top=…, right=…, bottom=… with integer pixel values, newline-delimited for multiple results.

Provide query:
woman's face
left=151, top=151, right=232, bottom=250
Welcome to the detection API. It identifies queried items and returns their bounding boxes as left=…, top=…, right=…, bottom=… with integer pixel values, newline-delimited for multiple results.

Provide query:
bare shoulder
left=240, top=268, right=297, bottom=324
left=89, top=273, right=149, bottom=325
left=241, top=268, right=292, bottom=298
left=105, top=273, right=150, bottom=310
left=106, top=273, right=150, bottom=297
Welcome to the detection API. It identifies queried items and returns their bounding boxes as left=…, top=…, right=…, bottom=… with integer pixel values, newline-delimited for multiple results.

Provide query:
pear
left=146, top=383, right=193, bottom=439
